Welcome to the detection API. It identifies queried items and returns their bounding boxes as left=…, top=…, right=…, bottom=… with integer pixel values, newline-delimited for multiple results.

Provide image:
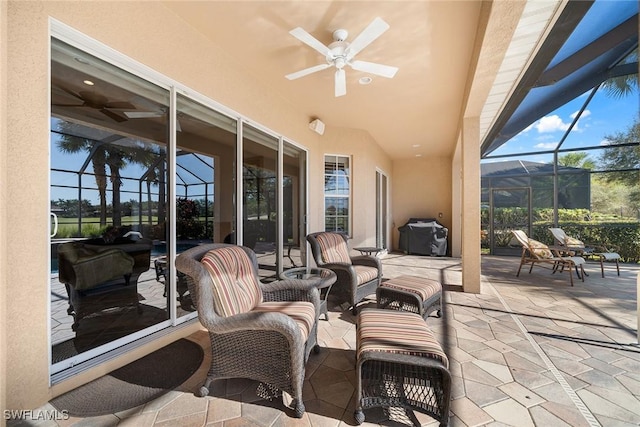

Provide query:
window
left=324, top=155, right=351, bottom=234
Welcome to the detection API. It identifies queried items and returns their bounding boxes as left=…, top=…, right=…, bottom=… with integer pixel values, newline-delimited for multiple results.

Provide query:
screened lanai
left=480, top=0, right=639, bottom=262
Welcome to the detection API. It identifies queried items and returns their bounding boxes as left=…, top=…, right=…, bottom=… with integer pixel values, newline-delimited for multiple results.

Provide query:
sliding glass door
left=49, top=30, right=309, bottom=377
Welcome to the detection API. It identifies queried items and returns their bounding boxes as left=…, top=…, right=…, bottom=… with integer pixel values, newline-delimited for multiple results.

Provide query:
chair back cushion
left=564, top=236, right=585, bottom=247
left=527, top=238, right=553, bottom=259
left=201, top=246, right=263, bottom=317
left=315, top=232, right=352, bottom=264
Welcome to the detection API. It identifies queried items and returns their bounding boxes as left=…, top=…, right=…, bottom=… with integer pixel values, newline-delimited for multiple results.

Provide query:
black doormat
left=50, top=338, right=204, bottom=417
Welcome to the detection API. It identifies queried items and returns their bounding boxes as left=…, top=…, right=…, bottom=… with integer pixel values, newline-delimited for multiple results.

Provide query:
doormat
left=50, top=338, right=203, bottom=417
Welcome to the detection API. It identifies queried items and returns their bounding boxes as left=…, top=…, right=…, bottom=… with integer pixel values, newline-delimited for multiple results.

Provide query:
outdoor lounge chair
left=511, top=230, right=586, bottom=286
left=306, top=231, right=382, bottom=314
left=175, top=243, right=320, bottom=418
left=549, top=228, right=621, bottom=278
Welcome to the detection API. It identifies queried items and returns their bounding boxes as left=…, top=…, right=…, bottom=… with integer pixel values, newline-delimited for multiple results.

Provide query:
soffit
left=482, top=0, right=639, bottom=156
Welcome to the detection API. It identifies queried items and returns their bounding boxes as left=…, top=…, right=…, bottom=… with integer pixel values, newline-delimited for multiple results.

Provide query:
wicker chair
left=306, top=232, right=382, bottom=314
left=175, top=244, right=320, bottom=418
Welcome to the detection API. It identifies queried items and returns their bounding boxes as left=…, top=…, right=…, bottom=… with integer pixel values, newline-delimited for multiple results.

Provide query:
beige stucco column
left=461, top=116, right=481, bottom=293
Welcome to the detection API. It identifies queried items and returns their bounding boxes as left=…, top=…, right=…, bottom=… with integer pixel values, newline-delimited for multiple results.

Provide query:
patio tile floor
left=17, top=253, right=640, bottom=426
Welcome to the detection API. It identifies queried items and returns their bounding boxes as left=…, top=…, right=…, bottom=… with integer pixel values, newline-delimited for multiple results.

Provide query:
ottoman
left=377, top=275, right=442, bottom=319
left=354, top=308, right=451, bottom=426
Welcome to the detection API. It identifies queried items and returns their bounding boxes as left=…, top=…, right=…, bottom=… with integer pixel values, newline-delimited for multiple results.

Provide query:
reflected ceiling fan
left=124, top=109, right=182, bottom=131
left=52, top=86, right=136, bottom=123
left=285, top=17, right=399, bottom=97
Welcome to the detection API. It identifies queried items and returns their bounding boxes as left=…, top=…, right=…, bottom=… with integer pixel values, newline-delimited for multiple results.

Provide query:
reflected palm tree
left=56, top=121, right=161, bottom=228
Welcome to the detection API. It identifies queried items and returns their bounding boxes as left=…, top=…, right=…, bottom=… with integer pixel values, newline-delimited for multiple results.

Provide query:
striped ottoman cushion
left=380, top=275, right=441, bottom=300
left=357, top=308, right=448, bottom=368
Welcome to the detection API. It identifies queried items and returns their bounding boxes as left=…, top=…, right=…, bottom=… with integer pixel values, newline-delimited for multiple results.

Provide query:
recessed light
left=415, top=154, right=422, bottom=157
left=412, top=144, right=421, bottom=148
left=83, top=80, right=94, bottom=86
left=359, top=76, right=373, bottom=85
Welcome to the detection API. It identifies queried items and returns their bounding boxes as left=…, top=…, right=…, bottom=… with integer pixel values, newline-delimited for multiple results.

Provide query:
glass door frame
left=375, top=168, right=389, bottom=250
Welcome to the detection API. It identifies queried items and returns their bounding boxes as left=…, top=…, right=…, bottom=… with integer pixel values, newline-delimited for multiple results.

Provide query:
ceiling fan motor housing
left=327, top=41, right=349, bottom=68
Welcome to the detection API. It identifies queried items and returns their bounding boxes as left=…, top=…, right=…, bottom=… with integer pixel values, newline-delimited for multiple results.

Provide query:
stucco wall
left=3, top=0, right=397, bottom=410
left=391, top=158, right=453, bottom=251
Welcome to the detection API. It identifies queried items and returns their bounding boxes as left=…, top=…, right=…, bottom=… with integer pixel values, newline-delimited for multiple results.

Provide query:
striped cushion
left=316, top=233, right=351, bottom=264
left=354, top=265, right=379, bottom=285
left=381, top=275, right=441, bottom=300
left=253, top=301, right=315, bottom=341
left=357, top=308, right=448, bottom=368
left=201, top=247, right=262, bottom=317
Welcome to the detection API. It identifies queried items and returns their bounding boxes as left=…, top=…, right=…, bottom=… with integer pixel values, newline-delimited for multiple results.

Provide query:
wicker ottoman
left=354, top=308, right=451, bottom=426
left=377, top=275, right=442, bottom=318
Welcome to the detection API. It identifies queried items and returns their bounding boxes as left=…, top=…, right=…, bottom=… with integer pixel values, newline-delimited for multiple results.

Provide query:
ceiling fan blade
left=285, top=63, right=331, bottom=80
left=346, top=17, right=390, bottom=60
left=52, top=103, right=86, bottom=107
left=289, top=27, right=332, bottom=57
left=350, top=60, right=398, bottom=78
left=335, top=69, right=346, bottom=97
left=105, top=101, right=136, bottom=110
left=57, top=86, right=85, bottom=101
left=100, top=108, right=127, bottom=123
left=123, top=111, right=164, bottom=119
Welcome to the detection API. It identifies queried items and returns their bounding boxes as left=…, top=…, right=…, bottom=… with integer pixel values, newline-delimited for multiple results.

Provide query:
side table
left=353, top=247, right=383, bottom=256
left=280, top=267, right=337, bottom=320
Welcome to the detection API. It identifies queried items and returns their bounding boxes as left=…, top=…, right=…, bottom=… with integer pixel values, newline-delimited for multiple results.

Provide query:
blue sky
left=486, top=86, right=639, bottom=164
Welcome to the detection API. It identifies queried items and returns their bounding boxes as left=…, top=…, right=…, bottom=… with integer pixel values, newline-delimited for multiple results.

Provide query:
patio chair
left=306, top=231, right=382, bottom=314
left=549, top=228, right=620, bottom=277
left=175, top=243, right=320, bottom=418
left=511, top=230, right=585, bottom=286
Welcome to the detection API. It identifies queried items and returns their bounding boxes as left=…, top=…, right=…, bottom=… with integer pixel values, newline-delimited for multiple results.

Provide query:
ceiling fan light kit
left=285, top=17, right=398, bottom=97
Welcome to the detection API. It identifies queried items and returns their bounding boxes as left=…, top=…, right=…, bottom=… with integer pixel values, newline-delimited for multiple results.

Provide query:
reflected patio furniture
left=511, top=230, right=585, bottom=286
left=57, top=238, right=152, bottom=331
left=175, top=243, right=320, bottom=418
left=549, top=228, right=621, bottom=278
left=306, top=231, right=382, bottom=314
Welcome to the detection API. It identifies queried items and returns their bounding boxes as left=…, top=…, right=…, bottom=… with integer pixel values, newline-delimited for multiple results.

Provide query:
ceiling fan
left=52, top=86, right=136, bottom=123
left=285, top=17, right=399, bottom=97
left=124, top=109, right=182, bottom=132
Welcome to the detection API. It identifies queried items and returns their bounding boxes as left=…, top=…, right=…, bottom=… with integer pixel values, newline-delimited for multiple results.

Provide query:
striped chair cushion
left=253, top=301, right=316, bottom=341
left=201, top=247, right=262, bottom=317
left=316, top=232, right=352, bottom=264
left=357, top=308, right=448, bottom=368
left=381, top=275, right=441, bottom=300
left=354, top=265, right=379, bottom=285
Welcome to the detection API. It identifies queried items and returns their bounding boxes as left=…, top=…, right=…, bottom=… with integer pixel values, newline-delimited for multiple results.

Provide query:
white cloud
left=534, top=142, right=559, bottom=149
left=535, top=115, right=570, bottom=133
left=570, top=109, right=590, bottom=119
left=599, top=138, right=611, bottom=146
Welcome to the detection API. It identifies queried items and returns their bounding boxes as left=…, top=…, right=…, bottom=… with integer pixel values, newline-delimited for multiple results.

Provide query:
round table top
left=280, top=267, right=337, bottom=288
left=354, top=247, right=383, bottom=253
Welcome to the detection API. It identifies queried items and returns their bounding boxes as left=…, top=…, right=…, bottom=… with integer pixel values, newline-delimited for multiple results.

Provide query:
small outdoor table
left=280, top=267, right=337, bottom=320
left=353, top=247, right=383, bottom=256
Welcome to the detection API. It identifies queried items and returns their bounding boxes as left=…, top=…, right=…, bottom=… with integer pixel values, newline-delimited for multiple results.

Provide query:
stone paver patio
left=24, top=253, right=640, bottom=426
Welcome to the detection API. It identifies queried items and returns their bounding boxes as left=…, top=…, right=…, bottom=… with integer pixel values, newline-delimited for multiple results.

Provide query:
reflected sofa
left=57, top=237, right=152, bottom=330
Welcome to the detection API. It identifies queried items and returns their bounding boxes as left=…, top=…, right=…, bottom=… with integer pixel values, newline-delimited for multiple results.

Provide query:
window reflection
left=50, top=39, right=170, bottom=367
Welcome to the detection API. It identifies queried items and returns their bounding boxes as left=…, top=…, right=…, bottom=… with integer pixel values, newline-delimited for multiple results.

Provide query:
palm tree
left=56, top=120, right=160, bottom=229
left=601, top=50, right=638, bottom=99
